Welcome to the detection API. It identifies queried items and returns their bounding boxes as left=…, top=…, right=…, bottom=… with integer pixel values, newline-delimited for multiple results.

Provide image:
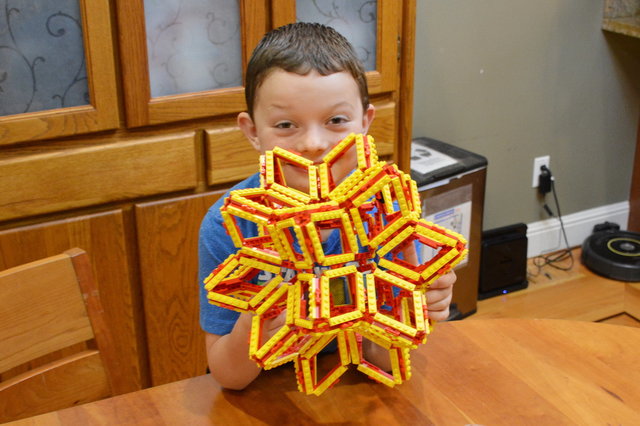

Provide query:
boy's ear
left=237, top=112, right=261, bottom=151
left=363, top=104, right=376, bottom=133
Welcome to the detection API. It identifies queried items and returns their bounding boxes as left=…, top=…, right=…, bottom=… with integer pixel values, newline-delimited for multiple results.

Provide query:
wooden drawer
left=205, top=127, right=259, bottom=186
left=0, top=133, right=198, bottom=221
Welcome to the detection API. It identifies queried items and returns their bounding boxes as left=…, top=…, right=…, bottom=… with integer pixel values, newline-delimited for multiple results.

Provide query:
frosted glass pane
left=0, top=0, right=88, bottom=116
left=144, top=0, right=243, bottom=98
left=296, top=0, right=377, bottom=71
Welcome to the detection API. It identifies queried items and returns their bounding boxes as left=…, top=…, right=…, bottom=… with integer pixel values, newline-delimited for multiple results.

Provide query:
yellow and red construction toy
left=204, top=133, right=467, bottom=395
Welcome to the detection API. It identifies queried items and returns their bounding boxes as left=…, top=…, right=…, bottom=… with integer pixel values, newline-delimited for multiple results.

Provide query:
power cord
left=530, top=165, right=574, bottom=277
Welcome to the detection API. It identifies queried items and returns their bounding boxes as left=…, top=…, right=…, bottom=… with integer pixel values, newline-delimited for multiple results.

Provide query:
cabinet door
left=0, top=0, right=119, bottom=145
left=116, top=0, right=267, bottom=127
left=272, top=0, right=401, bottom=95
left=135, top=191, right=224, bottom=386
left=0, top=210, right=144, bottom=394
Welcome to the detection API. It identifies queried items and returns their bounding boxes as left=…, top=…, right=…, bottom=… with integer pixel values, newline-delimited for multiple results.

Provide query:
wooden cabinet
left=0, top=1, right=417, bottom=388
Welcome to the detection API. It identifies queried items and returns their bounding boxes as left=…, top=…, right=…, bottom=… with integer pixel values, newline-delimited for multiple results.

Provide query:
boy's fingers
left=426, top=287, right=453, bottom=307
left=265, top=310, right=287, bottom=333
left=430, top=270, right=457, bottom=289
left=428, top=308, right=451, bottom=322
left=426, top=271, right=455, bottom=321
left=426, top=289, right=453, bottom=322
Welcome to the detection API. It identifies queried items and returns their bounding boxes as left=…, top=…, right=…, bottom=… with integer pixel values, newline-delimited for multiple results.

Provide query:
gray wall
left=412, top=0, right=640, bottom=230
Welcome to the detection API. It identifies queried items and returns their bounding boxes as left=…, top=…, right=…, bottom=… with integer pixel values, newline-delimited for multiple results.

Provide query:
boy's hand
left=261, top=310, right=287, bottom=343
left=425, top=271, right=456, bottom=322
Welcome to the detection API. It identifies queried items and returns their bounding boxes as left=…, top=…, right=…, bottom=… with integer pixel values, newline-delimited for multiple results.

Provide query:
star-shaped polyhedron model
left=204, top=133, right=467, bottom=395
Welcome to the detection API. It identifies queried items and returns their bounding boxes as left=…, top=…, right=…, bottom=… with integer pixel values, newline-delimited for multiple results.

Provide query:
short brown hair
left=244, top=22, right=369, bottom=117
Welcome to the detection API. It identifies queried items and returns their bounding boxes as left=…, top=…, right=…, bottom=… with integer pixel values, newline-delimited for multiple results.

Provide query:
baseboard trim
left=526, top=201, right=630, bottom=258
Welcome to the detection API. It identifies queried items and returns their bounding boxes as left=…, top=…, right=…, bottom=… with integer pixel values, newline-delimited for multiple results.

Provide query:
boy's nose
left=297, top=129, right=331, bottom=160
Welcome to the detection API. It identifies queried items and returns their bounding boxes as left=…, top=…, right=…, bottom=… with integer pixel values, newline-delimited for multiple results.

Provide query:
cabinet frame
left=116, top=0, right=268, bottom=128
left=271, top=0, right=401, bottom=95
left=0, top=0, right=119, bottom=146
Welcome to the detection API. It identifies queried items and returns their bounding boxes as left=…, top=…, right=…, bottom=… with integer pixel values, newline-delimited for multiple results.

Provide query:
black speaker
left=478, top=223, right=528, bottom=299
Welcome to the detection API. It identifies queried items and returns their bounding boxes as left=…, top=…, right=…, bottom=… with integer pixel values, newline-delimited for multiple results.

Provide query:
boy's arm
left=206, top=272, right=454, bottom=385
left=401, top=244, right=456, bottom=322
left=205, top=313, right=261, bottom=390
left=362, top=244, right=456, bottom=370
left=362, top=271, right=456, bottom=371
left=206, top=311, right=286, bottom=390
left=424, top=270, right=456, bottom=321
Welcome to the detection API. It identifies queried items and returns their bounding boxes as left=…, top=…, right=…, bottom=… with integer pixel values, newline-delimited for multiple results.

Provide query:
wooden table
left=12, top=319, right=640, bottom=425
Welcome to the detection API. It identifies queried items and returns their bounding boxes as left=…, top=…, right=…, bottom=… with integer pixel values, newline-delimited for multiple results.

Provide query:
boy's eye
left=328, top=116, right=348, bottom=125
left=275, top=121, right=294, bottom=129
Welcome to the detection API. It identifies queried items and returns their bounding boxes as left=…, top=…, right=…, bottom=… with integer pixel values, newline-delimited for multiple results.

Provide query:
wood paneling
left=135, top=191, right=224, bottom=386
left=0, top=211, right=146, bottom=394
left=0, top=134, right=198, bottom=221
left=398, top=0, right=417, bottom=172
left=0, top=0, right=118, bottom=146
left=206, top=127, right=260, bottom=186
left=376, top=0, right=401, bottom=93
left=368, top=101, right=397, bottom=158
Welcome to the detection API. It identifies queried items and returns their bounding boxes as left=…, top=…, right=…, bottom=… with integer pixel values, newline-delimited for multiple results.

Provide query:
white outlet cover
left=532, top=156, right=550, bottom=187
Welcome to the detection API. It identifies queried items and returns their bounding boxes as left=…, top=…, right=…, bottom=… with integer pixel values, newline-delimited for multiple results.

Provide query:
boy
left=199, top=22, right=455, bottom=390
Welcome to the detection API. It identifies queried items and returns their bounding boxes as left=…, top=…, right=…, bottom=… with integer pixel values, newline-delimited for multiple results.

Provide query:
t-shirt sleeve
left=198, top=201, right=241, bottom=335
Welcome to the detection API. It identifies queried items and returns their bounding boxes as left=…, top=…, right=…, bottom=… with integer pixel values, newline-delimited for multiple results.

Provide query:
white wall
left=412, top=0, right=640, bottom=234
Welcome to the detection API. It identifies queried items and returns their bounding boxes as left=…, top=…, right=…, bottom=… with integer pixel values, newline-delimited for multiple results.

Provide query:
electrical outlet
left=532, top=155, right=550, bottom=188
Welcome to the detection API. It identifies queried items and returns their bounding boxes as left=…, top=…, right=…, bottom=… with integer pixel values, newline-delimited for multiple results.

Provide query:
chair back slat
left=0, top=249, right=118, bottom=423
left=0, top=254, right=94, bottom=373
left=0, top=350, right=110, bottom=421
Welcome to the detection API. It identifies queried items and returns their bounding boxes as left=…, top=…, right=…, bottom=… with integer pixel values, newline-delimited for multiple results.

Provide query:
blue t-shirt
left=198, top=173, right=351, bottom=335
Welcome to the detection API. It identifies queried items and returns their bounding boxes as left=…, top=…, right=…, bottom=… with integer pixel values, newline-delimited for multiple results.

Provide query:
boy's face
left=238, top=69, right=375, bottom=193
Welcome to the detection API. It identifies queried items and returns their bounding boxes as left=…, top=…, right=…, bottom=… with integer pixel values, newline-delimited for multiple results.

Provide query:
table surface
left=12, top=318, right=640, bottom=425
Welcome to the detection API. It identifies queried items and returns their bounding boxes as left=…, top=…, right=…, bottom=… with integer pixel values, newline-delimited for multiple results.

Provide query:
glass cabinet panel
left=0, top=0, right=118, bottom=146
left=1, top=0, right=89, bottom=116
left=118, top=0, right=266, bottom=127
left=143, top=0, right=243, bottom=98
left=296, top=0, right=377, bottom=71
left=272, top=0, right=399, bottom=95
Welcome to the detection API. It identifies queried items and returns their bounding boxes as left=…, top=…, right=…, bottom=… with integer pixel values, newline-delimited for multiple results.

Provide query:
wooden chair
left=0, top=248, right=120, bottom=423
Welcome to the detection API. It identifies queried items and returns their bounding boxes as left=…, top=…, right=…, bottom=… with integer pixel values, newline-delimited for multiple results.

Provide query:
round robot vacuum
left=582, top=230, right=640, bottom=282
